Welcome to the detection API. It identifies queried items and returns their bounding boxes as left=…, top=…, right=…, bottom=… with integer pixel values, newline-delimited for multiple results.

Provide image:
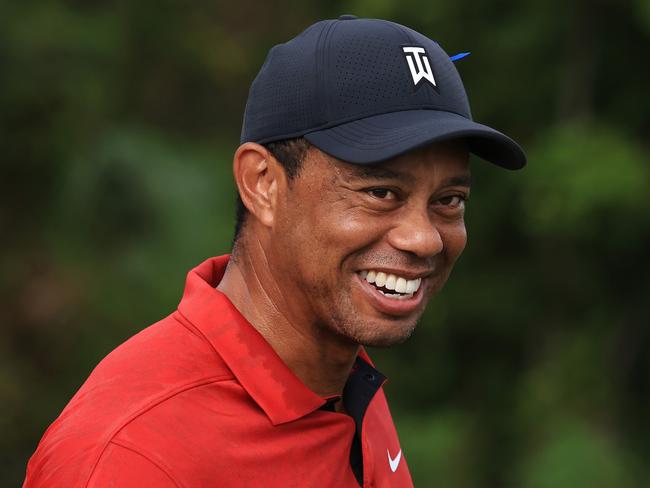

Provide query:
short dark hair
left=233, top=138, right=312, bottom=243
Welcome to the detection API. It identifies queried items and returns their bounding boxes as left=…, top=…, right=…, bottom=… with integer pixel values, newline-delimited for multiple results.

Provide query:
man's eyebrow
left=347, top=165, right=416, bottom=184
left=349, top=167, right=472, bottom=188
left=441, top=175, right=473, bottom=188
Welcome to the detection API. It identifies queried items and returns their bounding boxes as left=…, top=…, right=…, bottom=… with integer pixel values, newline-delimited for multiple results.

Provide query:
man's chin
left=358, top=330, right=415, bottom=348
left=343, top=314, right=421, bottom=348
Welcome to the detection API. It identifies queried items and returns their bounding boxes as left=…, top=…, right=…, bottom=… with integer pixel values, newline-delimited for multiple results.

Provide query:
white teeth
left=375, top=272, right=387, bottom=287
left=395, top=277, right=407, bottom=293
left=406, top=278, right=421, bottom=294
left=377, top=289, right=414, bottom=300
left=406, top=279, right=416, bottom=294
left=360, top=270, right=423, bottom=296
left=385, top=274, right=396, bottom=290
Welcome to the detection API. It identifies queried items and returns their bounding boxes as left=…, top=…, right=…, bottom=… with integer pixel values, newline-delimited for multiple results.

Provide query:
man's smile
left=360, top=270, right=423, bottom=299
left=355, top=269, right=429, bottom=316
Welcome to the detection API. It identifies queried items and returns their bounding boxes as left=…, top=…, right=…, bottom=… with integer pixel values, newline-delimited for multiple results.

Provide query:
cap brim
left=304, top=109, right=526, bottom=169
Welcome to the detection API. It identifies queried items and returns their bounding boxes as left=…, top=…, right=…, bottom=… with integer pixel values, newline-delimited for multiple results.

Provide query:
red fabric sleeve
left=88, top=441, right=178, bottom=487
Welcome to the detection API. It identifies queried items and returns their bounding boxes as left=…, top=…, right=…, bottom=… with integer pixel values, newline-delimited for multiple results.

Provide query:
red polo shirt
left=24, top=255, right=413, bottom=487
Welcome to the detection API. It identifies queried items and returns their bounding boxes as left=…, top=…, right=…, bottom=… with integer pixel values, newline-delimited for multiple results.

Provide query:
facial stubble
left=305, top=276, right=424, bottom=348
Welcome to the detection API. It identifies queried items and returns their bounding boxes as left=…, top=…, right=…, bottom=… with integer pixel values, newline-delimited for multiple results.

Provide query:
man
left=24, top=16, right=525, bottom=487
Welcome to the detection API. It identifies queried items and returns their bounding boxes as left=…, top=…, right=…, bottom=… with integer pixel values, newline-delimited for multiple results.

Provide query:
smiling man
left=24, top=16, right=525, bottom=488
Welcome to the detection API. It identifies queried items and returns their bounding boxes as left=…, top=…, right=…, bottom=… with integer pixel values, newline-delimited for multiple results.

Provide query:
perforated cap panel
left=331, top=29, right=417, bottom=107
left=240, top=21, right=328, bottom=144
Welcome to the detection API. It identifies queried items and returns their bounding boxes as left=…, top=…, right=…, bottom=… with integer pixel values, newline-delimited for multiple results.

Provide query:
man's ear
left=233, top=142, right=284, bottom=229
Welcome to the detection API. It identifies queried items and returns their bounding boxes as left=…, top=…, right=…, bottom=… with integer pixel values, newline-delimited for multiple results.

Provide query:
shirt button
left=364, top=373, right=376, bottom=382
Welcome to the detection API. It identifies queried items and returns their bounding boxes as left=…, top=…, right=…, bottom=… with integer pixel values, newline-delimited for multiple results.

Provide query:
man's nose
left=386, top=208, right=444, bottom=258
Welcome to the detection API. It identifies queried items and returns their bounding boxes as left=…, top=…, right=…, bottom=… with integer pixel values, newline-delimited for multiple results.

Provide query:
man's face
left=267, top=141, right=470, bottom=347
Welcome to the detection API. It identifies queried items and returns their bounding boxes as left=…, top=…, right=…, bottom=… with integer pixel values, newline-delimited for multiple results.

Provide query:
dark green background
left=2, top=0, right=649, bottom=486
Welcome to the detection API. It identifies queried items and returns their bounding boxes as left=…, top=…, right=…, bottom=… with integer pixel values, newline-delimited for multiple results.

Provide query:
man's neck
left=216, top=246, right=359, bottom=398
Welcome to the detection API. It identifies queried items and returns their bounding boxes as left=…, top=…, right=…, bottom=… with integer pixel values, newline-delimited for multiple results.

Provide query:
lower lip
left=355, top=273, right=426, bottom=316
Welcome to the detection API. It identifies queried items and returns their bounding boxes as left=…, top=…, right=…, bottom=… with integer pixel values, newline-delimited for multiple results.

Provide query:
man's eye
left=438, top=195, right=466, bottom=207
left=368, top=188, right=396, bottom=200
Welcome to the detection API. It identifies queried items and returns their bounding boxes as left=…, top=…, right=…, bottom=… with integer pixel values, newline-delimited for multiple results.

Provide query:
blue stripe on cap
left=450, top=52, right=471, bottom=62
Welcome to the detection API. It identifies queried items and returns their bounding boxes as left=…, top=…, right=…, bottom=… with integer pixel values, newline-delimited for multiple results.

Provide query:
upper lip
left=357, top=268, right=433, bottom=280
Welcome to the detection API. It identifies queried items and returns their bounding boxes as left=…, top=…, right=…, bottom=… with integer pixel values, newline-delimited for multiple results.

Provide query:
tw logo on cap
left=402, top=46, right=436, bottom=88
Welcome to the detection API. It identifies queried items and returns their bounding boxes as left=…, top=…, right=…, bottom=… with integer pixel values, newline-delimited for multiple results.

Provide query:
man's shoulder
left=79, top=311, right=234, bottom=405
left=86, top=311, right=233, bottom=388
left=24, top=311, right=235, bottom=487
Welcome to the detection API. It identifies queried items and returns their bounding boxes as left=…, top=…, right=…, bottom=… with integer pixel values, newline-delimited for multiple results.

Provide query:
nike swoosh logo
left=387, top=448, right=402, bottom=472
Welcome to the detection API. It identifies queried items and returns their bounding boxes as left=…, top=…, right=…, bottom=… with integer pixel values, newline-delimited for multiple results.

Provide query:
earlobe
left=233, top=142, right=279, bottom=229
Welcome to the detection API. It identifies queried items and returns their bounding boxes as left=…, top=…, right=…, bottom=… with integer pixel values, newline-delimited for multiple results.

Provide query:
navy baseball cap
left=241, top=15, right=526, bottom=169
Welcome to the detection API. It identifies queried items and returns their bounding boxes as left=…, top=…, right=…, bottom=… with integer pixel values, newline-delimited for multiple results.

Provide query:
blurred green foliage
left=1, top=0, right=648, bottom=486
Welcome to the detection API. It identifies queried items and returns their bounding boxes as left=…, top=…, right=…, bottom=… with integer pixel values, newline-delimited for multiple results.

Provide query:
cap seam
left=316, top=20, right=337, bottom=126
